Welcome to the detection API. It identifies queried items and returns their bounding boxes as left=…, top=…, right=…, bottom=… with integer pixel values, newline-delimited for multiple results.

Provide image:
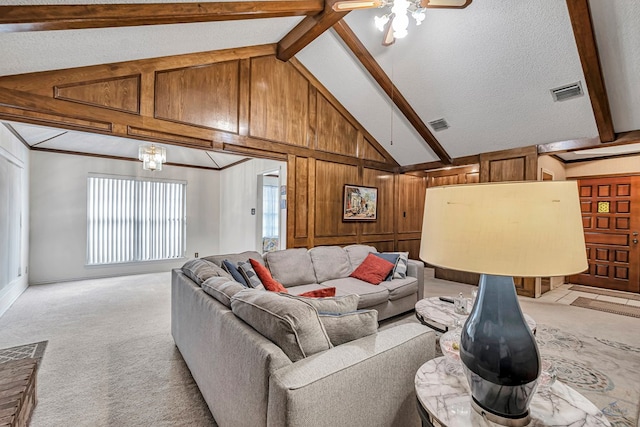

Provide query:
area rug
left=0, top=341, right=48, bottom=364
left=536, top=324, right=640, bottom=427
left=571, top=297, right=640, bottom=319
left=569, top=285, right=640, bottom=302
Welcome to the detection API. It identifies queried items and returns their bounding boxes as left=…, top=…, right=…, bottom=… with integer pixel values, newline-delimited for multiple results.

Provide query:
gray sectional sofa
left=203, top=244, right=425, bottom=321
left=171, top=244, right=435, bottom=426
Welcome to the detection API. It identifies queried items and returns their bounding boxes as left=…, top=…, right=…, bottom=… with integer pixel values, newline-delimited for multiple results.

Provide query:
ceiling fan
left=332, top=0, right=472, bottom=46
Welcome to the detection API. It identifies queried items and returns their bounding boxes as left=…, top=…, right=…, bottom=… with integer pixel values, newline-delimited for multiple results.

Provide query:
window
left=262, top=183, right=279, bottom=238
left=87, top=175, right=186, bottom=265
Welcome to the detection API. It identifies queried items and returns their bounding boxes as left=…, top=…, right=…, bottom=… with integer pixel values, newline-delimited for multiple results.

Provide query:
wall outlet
left=195, top=252, right=199, bottom=258
left=251, top=208, right=256, bottom=215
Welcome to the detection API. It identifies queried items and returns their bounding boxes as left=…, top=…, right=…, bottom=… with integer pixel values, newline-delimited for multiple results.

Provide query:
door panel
left=568, top=176, right=640, bottom=293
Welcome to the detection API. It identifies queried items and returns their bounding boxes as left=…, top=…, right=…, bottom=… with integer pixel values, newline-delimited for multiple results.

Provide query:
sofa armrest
left=267, top=323, right=435, bottom=427
left=407, top=259, right=425, bottom=301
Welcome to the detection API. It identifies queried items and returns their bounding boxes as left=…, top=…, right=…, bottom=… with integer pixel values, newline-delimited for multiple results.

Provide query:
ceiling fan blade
left=381, top=16, right=395, bottom=46
left=424, top=0, right=472, bottom=9
left=332, top=0, right=384, bottom=12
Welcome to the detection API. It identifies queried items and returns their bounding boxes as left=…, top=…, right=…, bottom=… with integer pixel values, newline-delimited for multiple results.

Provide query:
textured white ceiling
left=590, top=0, right=640, bottom=133
left=296, top=31, right=439, bottom=165
left=0, top=16, right=303, bottom=76
left=1, top=0, right=639, bottom=167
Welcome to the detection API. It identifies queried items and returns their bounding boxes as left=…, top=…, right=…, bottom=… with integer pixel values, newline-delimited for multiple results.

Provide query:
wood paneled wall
left=480, top=145, right=540, bottom=297
left=0, top=45, right=424, bottom=255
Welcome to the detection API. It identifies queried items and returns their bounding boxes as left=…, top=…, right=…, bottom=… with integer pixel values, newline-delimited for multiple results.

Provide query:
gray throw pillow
left=237, top=261, right=264, bottom=289
left=201, top=276, right=248, bottom=308
left=319, top=310, right=378, bottom=346
left=222, top=259, right=249, bottom=287
left=388, top=252, right=409, bottom=279
left=230, top=289, right=332, bottom=362
left=182, top=258, right=232, bottom=286
left=280, top=293, right=359, bottom=315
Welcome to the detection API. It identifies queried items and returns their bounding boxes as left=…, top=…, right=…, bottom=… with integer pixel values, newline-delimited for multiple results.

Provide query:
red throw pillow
left=298, top=287, right=337, bottom=298
left=249, top=258, right=288, bottom=293
left=349, top=253, right=394, bottom=285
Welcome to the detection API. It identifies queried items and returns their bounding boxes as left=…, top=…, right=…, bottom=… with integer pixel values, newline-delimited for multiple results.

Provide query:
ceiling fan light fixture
left=375, top=14, right=390, bottom=31
left=412, top=8, right=426, bottom=25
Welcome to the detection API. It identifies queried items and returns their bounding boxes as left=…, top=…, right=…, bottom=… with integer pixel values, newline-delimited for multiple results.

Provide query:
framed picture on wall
left=343, top=185, right=377, bottom=221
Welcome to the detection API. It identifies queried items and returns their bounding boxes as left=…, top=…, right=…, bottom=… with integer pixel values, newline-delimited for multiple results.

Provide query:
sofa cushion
left=250, top=258, right=287, bottom=292
left=308, top=246, right=351, bottom=283
left=265, top=248, right=317, bottom=287
left=281, top=293, right=359, bottom=314
left=182, top=258, right=231, bottom=286
left=377, top=277, right=418, bottom=301
left=343, top=244, right=378, bottom=273
left=319, top=310, right=378, bottom=346
left=203, top=251, right=264, bottom=268
left=349, top=253, right=394, bottom=285
left=201, top=276, right=247, bottom=308
left=222, top=260, right=249, bottom=287
left=238, top=260, right=265, bottom=289
left=230, top=289, right=332, bottom=362
left=322, top=277, right=390, bottom=308
left=373, top=253, right=400, bottom=281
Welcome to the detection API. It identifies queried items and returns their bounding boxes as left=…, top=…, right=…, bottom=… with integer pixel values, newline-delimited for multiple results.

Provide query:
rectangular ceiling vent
left=551, top=82, right=583, bottom=102
left=428, top=118, right=450, bottom=131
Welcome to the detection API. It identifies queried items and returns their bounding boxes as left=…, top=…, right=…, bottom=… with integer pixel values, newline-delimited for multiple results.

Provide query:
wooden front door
left=568, top=176, right=640, bottom=293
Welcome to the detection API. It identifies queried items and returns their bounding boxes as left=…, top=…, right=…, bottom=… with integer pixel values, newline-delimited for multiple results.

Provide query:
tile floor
left=537, top=283, right=640, bottom=307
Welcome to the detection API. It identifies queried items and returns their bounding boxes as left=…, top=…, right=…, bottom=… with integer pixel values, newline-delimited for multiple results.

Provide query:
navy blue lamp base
left=460, top=274, right=540, bottom=426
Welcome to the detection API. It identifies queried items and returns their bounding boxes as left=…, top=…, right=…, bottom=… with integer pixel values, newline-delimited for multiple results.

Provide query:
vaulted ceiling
left=1, top=0, right=639, bottom=169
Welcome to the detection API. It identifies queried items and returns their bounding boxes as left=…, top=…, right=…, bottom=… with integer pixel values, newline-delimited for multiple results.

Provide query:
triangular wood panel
left=360, top=137, right=387, bottom=163
left=315, top=93, right=358, bottom=157
left=54, top=75, right=140, bottom=114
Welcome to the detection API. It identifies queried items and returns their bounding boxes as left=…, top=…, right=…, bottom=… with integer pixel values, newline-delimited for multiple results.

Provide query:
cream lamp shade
left=419, top=181, right=588, bottom=277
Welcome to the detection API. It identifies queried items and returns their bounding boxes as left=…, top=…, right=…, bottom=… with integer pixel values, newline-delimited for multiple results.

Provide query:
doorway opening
left=257, top=169, right=285, bottom=253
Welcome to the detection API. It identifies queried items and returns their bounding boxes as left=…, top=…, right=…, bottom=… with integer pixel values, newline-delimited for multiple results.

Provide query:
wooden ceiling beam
left=0, top=1, right=324, bottom=32
left=276, top=0, right=349, bottom=61
left=333, top=20, right=453, bottom=165
left=566, top=0, right=615, bottom=142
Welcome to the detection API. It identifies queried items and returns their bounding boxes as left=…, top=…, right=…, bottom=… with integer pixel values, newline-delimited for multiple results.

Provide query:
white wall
left=29, top=151, right=221, bottom=284
left=219, top=158, right=287, bottom=254
left=0, top=125, right=29, bottom=316
left=565, top=154, right=640, bottom=178
left=538, top=155, right=567, bottom=181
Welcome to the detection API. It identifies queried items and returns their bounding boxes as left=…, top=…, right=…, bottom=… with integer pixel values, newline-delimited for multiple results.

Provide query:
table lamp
left=419, top=181, right=587, bottom=426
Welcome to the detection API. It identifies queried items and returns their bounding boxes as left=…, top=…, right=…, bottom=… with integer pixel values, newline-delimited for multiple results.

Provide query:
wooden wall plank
left=155, top=60, right=239, bottom=133
left=397, top=173, right=426, bottom=234
left=315, top=93, right=358, bottom=157
left=55, top=75, right=140, bottom=114
left=314, top=160, right=358, bottom=237
left=294, top=156, right=309, bottom=239
left=249, top=56, right=309, bottom=146
left=361, top=168, right=394, bottom=236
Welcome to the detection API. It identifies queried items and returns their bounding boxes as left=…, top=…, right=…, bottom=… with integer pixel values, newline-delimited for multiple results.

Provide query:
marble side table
left=415, top=296, right=537, bottom=334
left=415, top=357, right=611, bottom=427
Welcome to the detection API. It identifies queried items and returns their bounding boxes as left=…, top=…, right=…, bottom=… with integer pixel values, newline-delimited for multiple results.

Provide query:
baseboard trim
left=0, top=278, right=28, bottom=318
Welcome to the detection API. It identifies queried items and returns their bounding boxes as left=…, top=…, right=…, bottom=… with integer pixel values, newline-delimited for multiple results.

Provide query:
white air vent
left=551, top=82, right=583, bottom=102
left=428, top=118, right=449, bottom=131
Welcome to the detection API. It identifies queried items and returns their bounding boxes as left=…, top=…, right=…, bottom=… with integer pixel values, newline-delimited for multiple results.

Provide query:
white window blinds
left=87, top=175, right=186, bottom=265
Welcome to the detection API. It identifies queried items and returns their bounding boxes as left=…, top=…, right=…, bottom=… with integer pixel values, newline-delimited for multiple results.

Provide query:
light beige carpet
left=0, top=271, right=638, bottom=426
